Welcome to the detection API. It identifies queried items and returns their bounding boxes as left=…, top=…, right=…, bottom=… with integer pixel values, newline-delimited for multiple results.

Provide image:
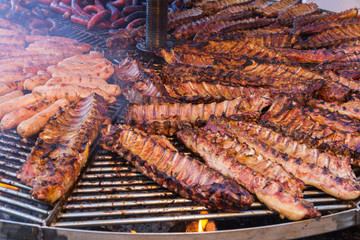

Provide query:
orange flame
left=130, top=230, right=136, bottom=233
left=198, top=219, right=208, bottom=232
left=0, top=183, right=18, bottom=191
left=198, top=210, right=209, bottom=232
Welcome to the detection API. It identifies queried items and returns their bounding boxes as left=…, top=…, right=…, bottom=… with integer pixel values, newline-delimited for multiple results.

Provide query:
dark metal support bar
left=145, top=0, right=168, bottom=49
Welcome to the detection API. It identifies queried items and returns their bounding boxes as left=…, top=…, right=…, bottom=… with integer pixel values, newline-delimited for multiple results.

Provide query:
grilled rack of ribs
left=260, top=95, right=360, bottom=165
left=100, top=124, right=254, bottom=211
left=215, top=118, right=355, bottom=180
left=293, top=18, right=360, bottom=49
left=17, top=94, right=109, bottom=203
left=177, top=126, right=321, bottom=221
left=293, top=8, right=358, bottom=28
left=124, top=94, right=273, bottom=135
left=277, top=3, right=320, bottom=26
left=258, top=0, right=301, bottom=17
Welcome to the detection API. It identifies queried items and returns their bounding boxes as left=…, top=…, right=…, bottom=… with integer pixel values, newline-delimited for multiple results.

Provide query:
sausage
left=17, top=99, right=70, bottom=138
left=0, top=90, right=23, bottom=104
left=0, top=93, right=43, bottom=120
left=71, top=0, right=92, bottom=17
left=0, top=74, right=27, bottom=83
left=106, top=2, right=120, bottom=22
left=42, top=83, right=121, bottom=96
left=122, top=5, right=146, bottom=15
left=87, top=10, right=110, bottom=30
left=25, top=35, right=78, bottom=44
left=59, top=51, right=103, bottom=63
left=51, top=65, right=114, bottom=80
left=1, top=100, right=54, bottom=130
left=23, top=72, right=51, bottom=91
left=46, top=76, right=109, bottom=85
left=57, top=58, right=111, bottom=69
left=50, top=1, right=69, bottom=13
left=47, top=61, right=111, bottom=75
left=112, top=0, right=126, bottom=7
left=0, top=74, right=34, bottom=94
left=126, top=18, right=146, bottom=30
left=71, top=15, right=90, bottom=26
left=33, top=85, right=116, bottom=103
left=111, top=16, right=126, bottom=29
left=125, top=11, right=146, bottom=24
left=83, top=5, right=101, bottom=14
left=34, top=88, right=80, bottom=102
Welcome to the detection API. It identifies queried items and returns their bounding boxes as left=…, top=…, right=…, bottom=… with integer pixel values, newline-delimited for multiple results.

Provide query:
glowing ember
left=0, top=183, right=18, bottom=191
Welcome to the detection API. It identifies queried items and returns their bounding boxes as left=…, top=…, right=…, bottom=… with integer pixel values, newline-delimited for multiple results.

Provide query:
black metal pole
left=144, top=0, right=168, bottom=50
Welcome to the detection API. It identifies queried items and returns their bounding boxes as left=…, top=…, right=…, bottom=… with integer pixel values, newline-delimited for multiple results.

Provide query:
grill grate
left=0, top=6, right=359, bottom=234
left=52, top=147, right=356, bottom=228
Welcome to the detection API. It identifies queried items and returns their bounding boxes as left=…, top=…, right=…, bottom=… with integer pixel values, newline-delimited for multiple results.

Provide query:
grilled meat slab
left=277, top=3, right=319, bottom=26
left=215, top=119, right=355, bottom=180
left=294, top=19, right=360, bottom=49
left=307, top=98, right=360, bottom=122
left=211, top=118, right=360, bottom=200
left=115, top=57, right=170, bottom=103
left=17, top=94, right=109, bottom=203
left=293, top=8, right=358, bottom=28
left=163, top=80, right=269, bottom=102
left=177, top=127, right=320, bottom=220
left=100, top=124, right=254, bottom=211
left=124, top=94, right=272, bottom=135
left=258, top=0, right=301, bottom=17
left=180, top=40, right=291, bottom=63
left=261, top=95, right=360, bottom=162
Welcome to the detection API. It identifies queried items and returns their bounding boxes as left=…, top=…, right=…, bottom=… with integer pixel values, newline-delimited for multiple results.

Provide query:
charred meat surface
left=177, top=127, right=321, bottom=220
left=124, top=94, right=273, bottom=135
left=260, top=95, right=360, bottom=162
left=17, top=94, right=109, bottom=203
left=100, top=124, right=254, bottom=211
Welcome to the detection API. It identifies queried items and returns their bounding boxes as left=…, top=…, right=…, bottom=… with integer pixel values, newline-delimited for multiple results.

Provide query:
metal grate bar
left=68, top=191, right=176, bottom=201
left=0, top=206, right=43, bottom=224
left=63, top=200, right=264, bottom=210
left=0, top=169, right=18, bottom=178
left=52, top=210, right=275, bottom=228
left=73, top=185, right=162, bottom=193
left=0, top=196, right=48, bottom=215
left=85, top=166, right=132, bottom=172
left=1, top=178, right=32, bottom=191
left=64, top=199, right=199, bottom=209
left=82, top=173, right=144, bottom=179
left=58, top=206, right=207, bottom=218
left=77, top=179, right=155, bottom=186
left=0, top=188, right=41, bottom=203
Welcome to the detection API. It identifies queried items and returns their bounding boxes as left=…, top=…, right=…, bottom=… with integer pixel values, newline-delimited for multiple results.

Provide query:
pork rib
left=100, top=124, right=254, bottom=211
left=215, top=118, right=355, bottom=180
left=124, top=94, right=272, bottom=135
left=258, top=0, right=301, bottom=17
left=17, top=94, right=109, bottom=203
left=260, top=95, right=360, bottom=161
left=212, top=119, right=360, bottom=200
left=177, top=127, right=320, bottom=220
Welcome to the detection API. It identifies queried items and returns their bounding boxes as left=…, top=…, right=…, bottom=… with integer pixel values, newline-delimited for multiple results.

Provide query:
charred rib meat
left=177, top=127, right=321, bottom=221
left=258, top=0, right=301, bottom=17
left=294, top=19, right=360, bottom=49
left=260, top=95, right=360, bottom=159
left=216, top=118, right=355, bottom=180
left=100, top=124, right=254, bottom=211
left=277, top=3, right=319, bottom=26
left=17, top=94, right=109, bottom=203
left=124, top=94, right=272, bottom=135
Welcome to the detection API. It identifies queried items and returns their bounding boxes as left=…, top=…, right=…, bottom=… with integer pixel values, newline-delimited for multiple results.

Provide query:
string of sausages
left=37, top=0, right=184, bottom=30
